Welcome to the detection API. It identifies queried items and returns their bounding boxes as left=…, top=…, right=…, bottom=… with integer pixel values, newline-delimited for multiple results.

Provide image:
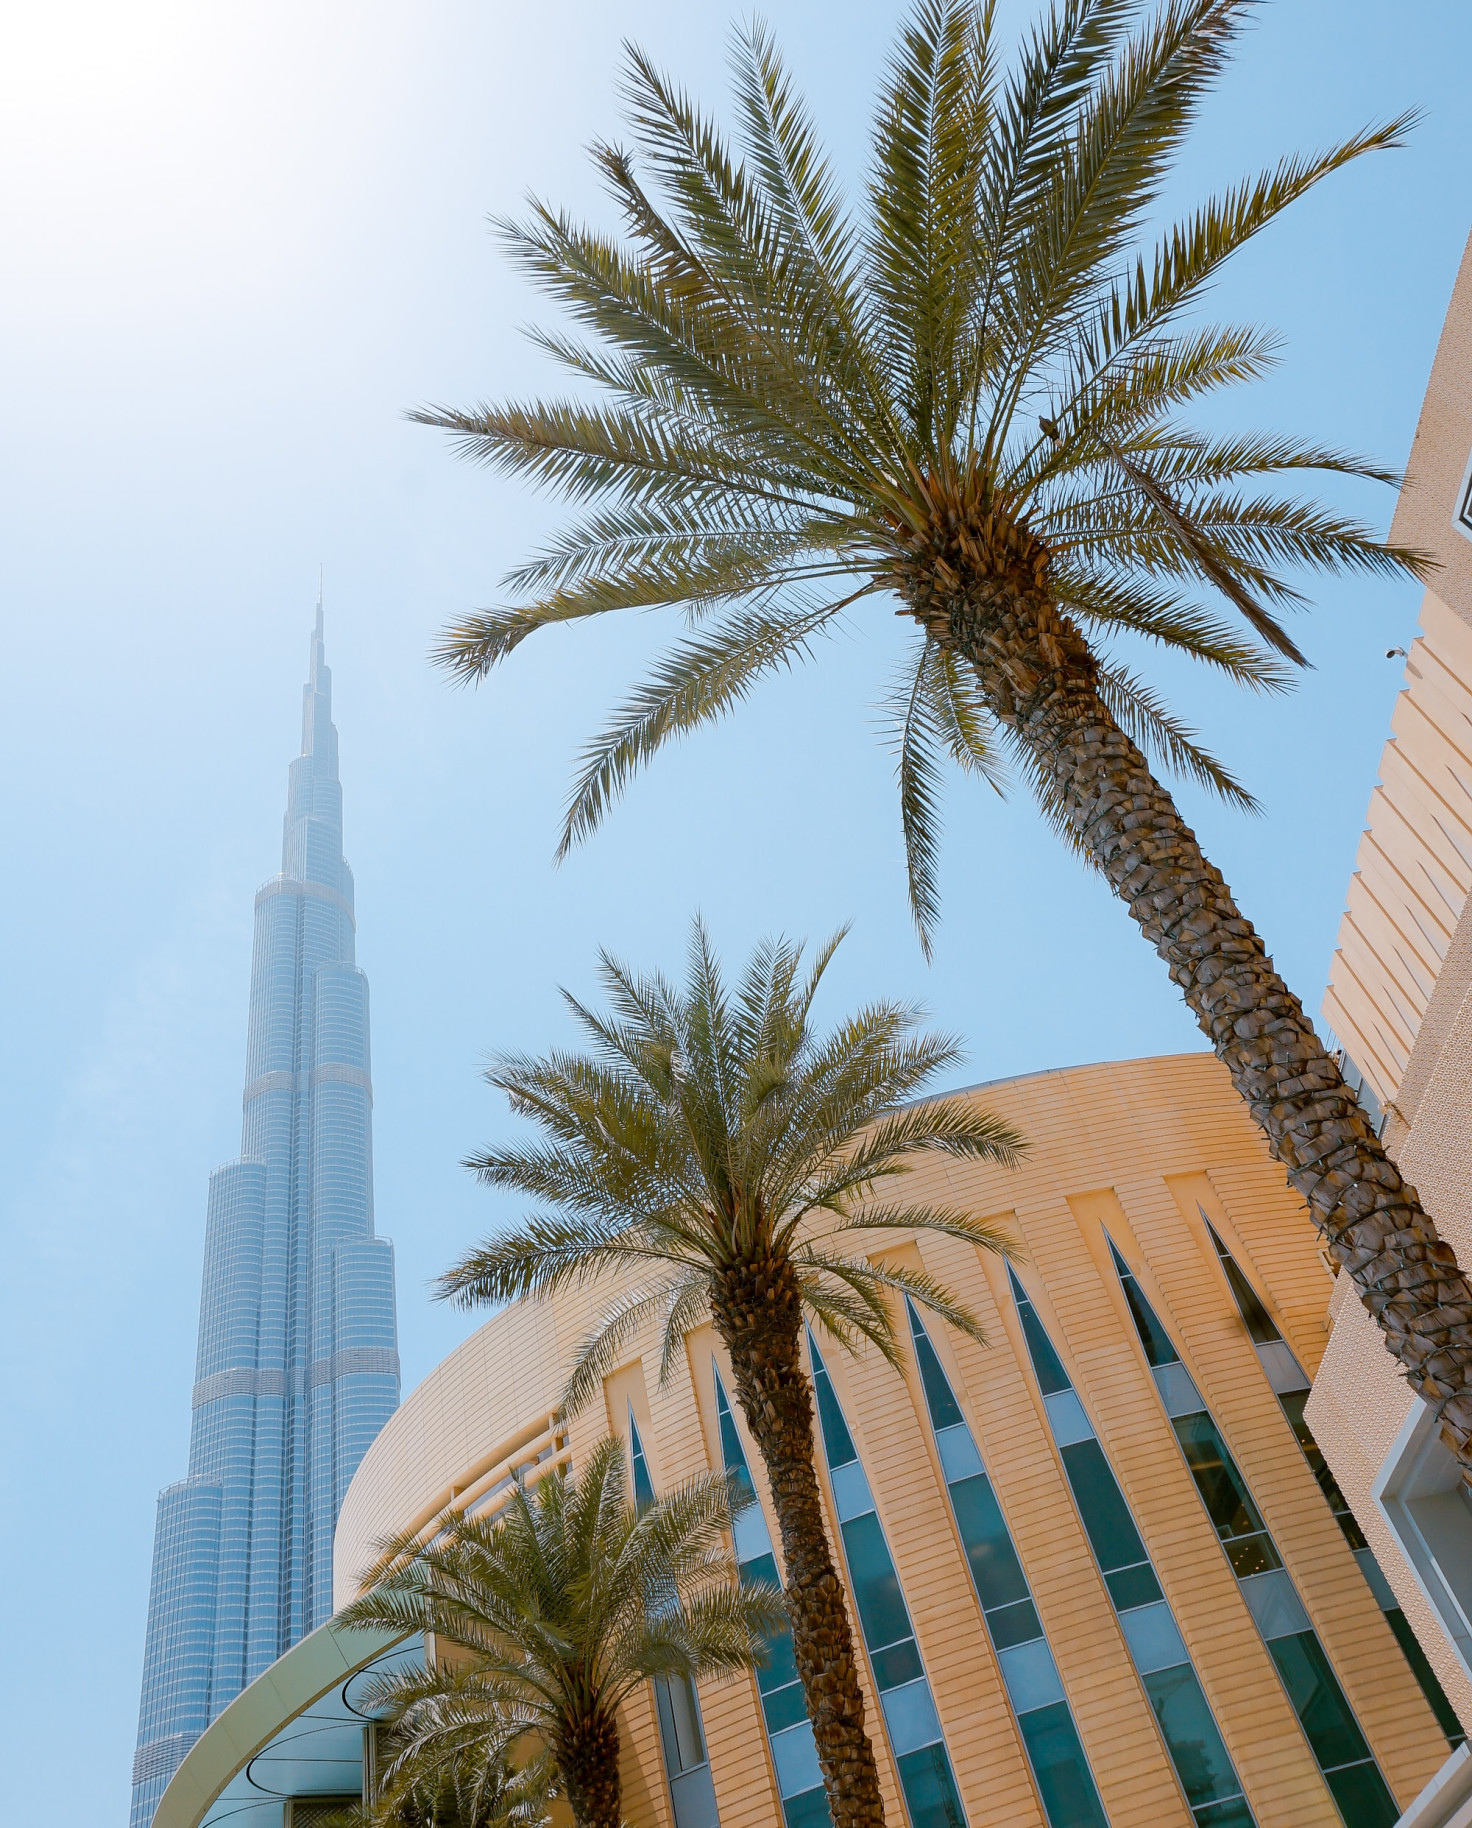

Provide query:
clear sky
left=1, top=2, right=1468, bottom=1819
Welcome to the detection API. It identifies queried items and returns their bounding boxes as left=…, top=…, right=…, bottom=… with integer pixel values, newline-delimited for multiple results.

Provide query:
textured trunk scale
left=557, top=1705, right=622, bottom=1828
left=894, top=505, right=1472, bottom=1482
left=711, top=1258, right=886, bottom=1828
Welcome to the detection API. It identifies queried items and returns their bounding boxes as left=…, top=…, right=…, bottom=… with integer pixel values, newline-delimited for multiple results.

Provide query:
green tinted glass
left=783, top=1786, right=833, bottom=1828
left=1266, top=1632, right=1371, bottom=1772
left=840, top=1510, right=913, bottom=1653
left=1060, top=1438, right=1149, bottom=1572
left=1172, top=1412, right=1268, bottom=1542
left=948, top=1473, right=1031, bottom=1612
left=910, top=1313, right=966, bottom=1431
left=1110, top=1244, right=1179, bottom=1369
left=1384, top=1607, right=1464, bottom=1744
left=1017, top=1702, right=1109, bottom=1828
left=1321, top=1759, right=1398, bottom=1828
left=895, top=1744, right=967, bottom=1828
left=1141, top=1663, right=1244, bottom=1808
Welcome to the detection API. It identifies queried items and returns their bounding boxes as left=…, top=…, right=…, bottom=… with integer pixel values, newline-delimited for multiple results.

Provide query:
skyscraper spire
left=130, top=602, right=399, bottom=1828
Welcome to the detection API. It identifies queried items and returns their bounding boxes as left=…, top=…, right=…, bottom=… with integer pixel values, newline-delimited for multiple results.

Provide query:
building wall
left=1311, top=226, right=1472, bottom=1752
left=338, top=1054, right=1451, bottom=1828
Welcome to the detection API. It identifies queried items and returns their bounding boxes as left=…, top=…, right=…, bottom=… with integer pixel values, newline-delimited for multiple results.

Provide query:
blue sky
left=1, top=2, right=1469, bottom=1819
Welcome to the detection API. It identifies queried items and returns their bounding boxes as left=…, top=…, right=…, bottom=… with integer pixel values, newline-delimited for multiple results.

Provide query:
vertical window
left=806, top=1332, right=968, bottom=1828
left=907, top=1300, right=1109, bottom=1828
left=627, top=1409, right=720, bottom=1828
left=711, top=1367, right=831, bottom=1828
left=1007, top=1270, right=1254, bottom=1828
left=1108, top=1242, right=1396, bottom=1828
left=1204, top=1214, right=1463, bottom=1748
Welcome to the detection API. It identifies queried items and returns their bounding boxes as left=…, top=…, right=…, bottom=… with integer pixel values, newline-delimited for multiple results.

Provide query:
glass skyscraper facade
left=130, top=607, right=400, bottom=1827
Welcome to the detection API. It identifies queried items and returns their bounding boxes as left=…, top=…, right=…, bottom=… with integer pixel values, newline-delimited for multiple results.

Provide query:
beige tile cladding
left=1324, top=224, right=1472, bottom=1109
left=1310, top=222, right=1472, bottom=1747
left=335, top=1053, right=1453, bottom=1828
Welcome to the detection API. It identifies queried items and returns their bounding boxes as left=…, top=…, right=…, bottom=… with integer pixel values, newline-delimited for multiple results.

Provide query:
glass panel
left=782, top=1787, right=832, bottom=1828
left=1266, top=1632, right=1371, bottom=1773
left=895, top=1743, right=968, bottom=1828
left=1060, top=1439, right=1150, bottom=1573
left=1016, top=1702, right=1110, bottom=1828
left=1119, top=1601, right=1188, bottom=1676
left=871, top=1638, right=925, bottom=1690
left=840, top=1511, right=914, bottom=1658
left=881, top=1677, right=943, bottom=1754
left=657, top=1674, right=707, bottom=1772
left=629, top=1406, right=656, bottom=1512
left=948, top=1474, right=1031, bottom=1612
left=1384, top=1606, right=1465, bottom=1745
left=1105, top=1562, right=1164, bottom=1610
left=1321, top=1760, right=1399, bottom=1828
left=1193, top=1799, right=1255, bottom=1828
left=1171, top=1413, right=1270, bottom=1545
left=1140, top=1663, right=1245, bottom=1808
left=1238, top=1569, right=1308, bottom=1640
left=988, top=1598, right=1043, bottom=1650
left=762, top=1681, right=809, bottom=1734
left=770, top=1725, right=825, bottom=1803
left=997, top=1639, right=1065, bottom=1713
left=1111, top=1245, right=1180, bottom=1368
left=1223, top=1534, right=1279, bottom=1579
left=809, top=1340, right=859, bottom=1466
left=1276, top=1391, right=1366, bottom=1547
left=1205, top=1219, right=1282, bottom=1347
left=714, top=1377, right=758, bottom=1509
left=1013, top=1275, right=1072, bottom=1395
left=910, top=1313, right=965, bottom=1430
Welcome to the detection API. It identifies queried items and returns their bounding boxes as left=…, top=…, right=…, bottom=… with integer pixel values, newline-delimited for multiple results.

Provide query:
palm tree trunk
left=712, top=1259, right=887, bottom=1828
left=905, top=557, right=1472, bottom=1481
left=556, top=1707, right=622, bottom=1828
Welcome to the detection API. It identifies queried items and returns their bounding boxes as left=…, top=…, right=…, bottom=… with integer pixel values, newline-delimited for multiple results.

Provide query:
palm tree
left=331, top=1724, right=552, bottom=1828
left=437, top=922, right=1022, bottom=1828
left=339, top=1438, right=781, bottom=1828
left=415, top=0, right=1472, bottom=1479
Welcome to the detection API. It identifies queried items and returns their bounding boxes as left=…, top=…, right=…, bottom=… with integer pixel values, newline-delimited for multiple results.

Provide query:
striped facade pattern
left=337, top=1054, right=1452, bottom=1828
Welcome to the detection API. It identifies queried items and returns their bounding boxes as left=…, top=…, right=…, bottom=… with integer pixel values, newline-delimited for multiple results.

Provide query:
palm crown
left=421, top=0, right=1417, bottom=947
left=341, top=1439, right=781, bottom=1828
left=438, top=920, right=1023, bottom=1412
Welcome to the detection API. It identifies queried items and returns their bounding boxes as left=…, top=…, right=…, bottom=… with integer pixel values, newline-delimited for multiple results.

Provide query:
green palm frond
left=443, top=922, right=1021, bottom=1410
left=1094, top=659, right=1258, bottom=808
left=341, top=1440, right=781, bottom=1827
left=417, top=0, right=1420, bottom=945
left=885, top=635, right=1009, bottom=953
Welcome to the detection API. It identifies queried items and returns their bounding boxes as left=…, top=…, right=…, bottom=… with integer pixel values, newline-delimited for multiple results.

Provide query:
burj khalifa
left=130, top=605, right=400, bottom=1826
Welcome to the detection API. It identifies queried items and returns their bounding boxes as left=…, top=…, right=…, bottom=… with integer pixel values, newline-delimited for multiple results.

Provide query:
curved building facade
left=325, top=1054, right=1454, bottom=1828
left=132, top=607, right=400, bottom=1827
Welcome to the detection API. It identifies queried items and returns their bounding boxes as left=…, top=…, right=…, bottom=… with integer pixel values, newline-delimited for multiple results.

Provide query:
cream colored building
left=153, top=1053, right=1461, bottom=1828
left=1313, top=227, right=1472, bottom=1828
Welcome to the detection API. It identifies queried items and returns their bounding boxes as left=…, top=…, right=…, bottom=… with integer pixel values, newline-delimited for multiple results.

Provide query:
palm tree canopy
left=420, top=0, right=1421, bottom=948
left=340, top=1440, right=783, bottom=1805
left=344, top=1715, right=554, bottom=1828
left=439, top=920, right=1022, bottom=1412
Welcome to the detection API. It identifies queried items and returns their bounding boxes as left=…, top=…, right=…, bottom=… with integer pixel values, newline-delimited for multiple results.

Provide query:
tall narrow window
left=1204, top=1214, right=1463, bottom=1748
left=906, top=1300, right=1109, bottom=1828
left=1108, top=1241, right=1396, bottom=1828
left=711, top=1367, right=831, bottom=1828
left=1008, top=1269, right=1254, bottom=1828
left=806, top=1332, right=968, bottom=1828
left=627, top=1408, right=720, bottom=1828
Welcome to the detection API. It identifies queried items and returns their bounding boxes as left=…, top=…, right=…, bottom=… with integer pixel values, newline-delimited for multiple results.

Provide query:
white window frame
left=1455, top=442, right=1472, bottom=548
left=1373, top=1396, right=1472, bottom=1682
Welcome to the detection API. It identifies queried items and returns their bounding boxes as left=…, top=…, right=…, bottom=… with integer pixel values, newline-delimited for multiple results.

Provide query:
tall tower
left=130, top=605, right=400, bottom=1827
